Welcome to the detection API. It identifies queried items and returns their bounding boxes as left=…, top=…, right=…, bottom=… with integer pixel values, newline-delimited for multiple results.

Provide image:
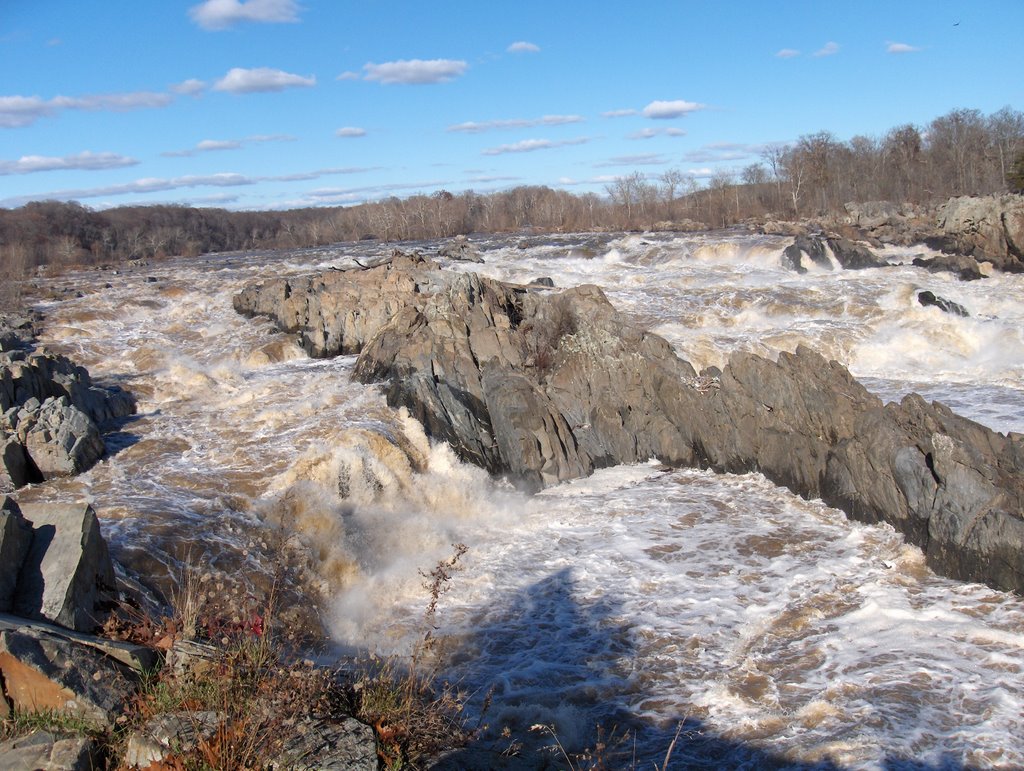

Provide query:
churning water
left=20, top=231, right=1024, bottom=768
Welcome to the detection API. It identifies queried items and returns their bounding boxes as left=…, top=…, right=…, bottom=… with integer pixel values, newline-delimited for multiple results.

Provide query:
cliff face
left=235, top=253, right=1024, bottom=594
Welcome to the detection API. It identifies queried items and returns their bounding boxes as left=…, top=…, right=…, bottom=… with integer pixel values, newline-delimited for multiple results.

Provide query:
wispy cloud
left=213, top=67, right=315, bottom=93
left=481, top=137, right=591, bottom=155
left=162, top=134, right=294, bottom=157
left=0, top=167, right=375, bottom=208
left=507, top=41, right=540, bottom=54
left=682, top=142, right=761, bottom=163
left=594, top=154, right=668, bottom=168
left=189, top=0, right=302, bottom=30
left=362, top=59, right=468, bottom=85
left=465, top=174, right=521, bottom=184
left=447, top=114, right=584, bottom=133
left=172, top=79, right=206, bottom=96
left=813, top=41, right=840, bottom=57
left=0, top=151, right=138, bottom=176
left=886, top=41, right=921, bottom=54
left=642, top=100, right=706, bottom=119
left=628, top=127, right=686, bottom=140
left=602, top=108, right=638, bottom=118
left=335, top=71, right=361, bottom=81
left=0, top=91, right=174, bottom=128
left=335, top=127, right=367, bottom=138
left=775, top=48, right=800, bottom=59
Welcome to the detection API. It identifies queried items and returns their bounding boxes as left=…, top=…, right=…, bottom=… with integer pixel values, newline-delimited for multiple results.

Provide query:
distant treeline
left=2, top=106, right=1023, bottom=279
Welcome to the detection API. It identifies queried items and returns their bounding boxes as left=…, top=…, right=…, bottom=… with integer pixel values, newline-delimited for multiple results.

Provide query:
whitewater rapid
left=22, top=231, right=1024, bottom=768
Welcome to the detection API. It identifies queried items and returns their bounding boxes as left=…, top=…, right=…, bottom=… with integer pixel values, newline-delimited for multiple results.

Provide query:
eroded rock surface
left=236, top=255, right=1024, bottom=592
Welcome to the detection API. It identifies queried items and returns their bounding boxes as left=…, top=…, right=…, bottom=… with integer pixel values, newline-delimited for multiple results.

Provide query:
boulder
left=934, top=194, right=1024, bottom=271
left=825, top=236, right=888, bottom=269
left=0, top=497, right=32, bottom=611
left=917, top=291, right=969, bottom=317
left=1, top=434, right=34, bottom=492
left=22, top=397, right=105, bottom=480
left=0, top=627, right=138, bottom=727
left=438, top=235, right=484, bottom=263
left=271, top=717, right=378, bottom=770
left=15, top=502, right=117, bottom=632
left=0, top=730, right=97, bottom=771
left=912, top=253, right=984, bottom=281
left=124, top=711, right=221, bottom=768
left=236, top=256, right=1024, bottom=593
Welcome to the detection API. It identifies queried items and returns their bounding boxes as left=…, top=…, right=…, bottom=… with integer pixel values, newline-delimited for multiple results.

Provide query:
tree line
left=2, top=105, right=1022, bottom=281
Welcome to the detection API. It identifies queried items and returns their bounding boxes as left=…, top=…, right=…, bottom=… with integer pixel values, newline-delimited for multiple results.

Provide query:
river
left=18, top=231, right=1024, bottom=768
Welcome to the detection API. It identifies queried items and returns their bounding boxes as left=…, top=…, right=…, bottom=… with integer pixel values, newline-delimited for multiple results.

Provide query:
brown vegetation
left=1, top=106, right=1022, bottom=280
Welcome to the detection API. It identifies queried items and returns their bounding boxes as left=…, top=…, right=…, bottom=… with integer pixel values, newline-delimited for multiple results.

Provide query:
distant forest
left=2, top=106, right=1023, bottom=281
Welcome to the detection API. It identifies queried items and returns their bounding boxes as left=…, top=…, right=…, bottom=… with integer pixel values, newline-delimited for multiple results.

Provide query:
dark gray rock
left=438, top=235, right=484, bottom=263
left=15, top=502, right=118, bottom=632
left=912, top=253, right=984, bottom=281
left=0, top=497, right=32, bottom=612
left=271, top=717, right=377, bottom=770
left=934, top=194, right=1024, bottom=271
left=918, top=291, right=969, bottom=317
left=236, top=256, right=1024, bottom=593
left=826, top=237, right=888, bottom=269
left=22, top=397, right=105, bottom=480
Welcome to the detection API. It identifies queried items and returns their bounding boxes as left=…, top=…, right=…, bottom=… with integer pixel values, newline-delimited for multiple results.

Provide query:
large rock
left=0, top=626, right=138, bottom=727
left=14, top=502, right=117, bottom=632
left=236, top=256, right=1024, bottom=593
left=21, top=397, right=105, bottom=480
left=933, top=194, right=1024, bottom=271
left=0, top=497, right=32, bottom=612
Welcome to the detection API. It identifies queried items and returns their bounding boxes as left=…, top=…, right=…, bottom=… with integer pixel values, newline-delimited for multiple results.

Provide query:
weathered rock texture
left=0, top=350, right=135, bottom=491
left=236, top=255, right=1024, bottom=593
left=931, top=194, right=1024, bottom=272
left=781, top=234, right=888, bottom=273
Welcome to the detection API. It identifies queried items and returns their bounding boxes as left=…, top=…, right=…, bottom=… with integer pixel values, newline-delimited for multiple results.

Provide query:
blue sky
left=1, top=0, right=1021, bottom=211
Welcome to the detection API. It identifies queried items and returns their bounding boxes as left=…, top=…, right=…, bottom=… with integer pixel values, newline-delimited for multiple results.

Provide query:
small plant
left=1, top=707, right=104, bottom=744
left=352, top=543, right=472, bottom=769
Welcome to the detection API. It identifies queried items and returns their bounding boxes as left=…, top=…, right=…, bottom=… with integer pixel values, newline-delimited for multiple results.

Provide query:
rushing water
left=17, top=231, right=1024, bottom=768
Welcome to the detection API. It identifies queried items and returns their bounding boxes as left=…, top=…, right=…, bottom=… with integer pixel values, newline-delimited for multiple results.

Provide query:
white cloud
left=887, top=41, right=921, bottom=54
left=481, top=137, right=590, bottom=155
left=447, top=114, right=584, bottom=133
left=682, top=142, right=761, bottom=163
left=336, top=127, right=367, bottom=138
left=0, top=166, right=375, bottom=207
left=507, top=41, right=540, bottom=54
left=213, top=67, right=316, bottom=93
left=775, top=48, right=800, bottom=59
left=363, top=59, right=468, bottom=85
left=336, top=71, right=361, bottom=81
left=602, top=109, right=638, bottom=118
left=628, top=127, right=686, bottom=140
left=813, top=41, right=840, bottom=57
left=594, top=154, right=668, bottom=167
left=162, top=134, right=294, bottom=157
left=0, top=91, right=174, bottom=128
left=189, top=0, right=301, bottom=30
left=172, top=79, right=206, bottom=96
left=0, top=151, right=138, bottom=175
left=642, top=100, right=706, bottom=119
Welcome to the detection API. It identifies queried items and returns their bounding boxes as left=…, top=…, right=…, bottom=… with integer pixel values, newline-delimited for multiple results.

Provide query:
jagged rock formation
left=235, top=255, right=1024, bottom=593
left=1, top=350, right=135, bottom=491
left=917, top=290, right=969, bottom=317
left=781, top=234, right=888, bottom=273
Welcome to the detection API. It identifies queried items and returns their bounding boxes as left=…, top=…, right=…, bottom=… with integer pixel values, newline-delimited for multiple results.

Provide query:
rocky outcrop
left=1, top=350, right=135, bottom=491
left=931, top=194, right=1024, bottom=271
left=235, top=256, right=1024, bottom=593
left=918, top=291, right=969, bottom=317
left=780, top=234, right=887, bottom=273
left=0, top=730, right=98, bottom=770
left=911, top=253, right=985, bottom=281
left=438, top=235, right=484, bottom=263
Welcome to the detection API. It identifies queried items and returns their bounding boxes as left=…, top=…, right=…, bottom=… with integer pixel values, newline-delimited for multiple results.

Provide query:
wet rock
left=529, top=276, right=556, bottom=287
left=0, top=626, right=138, bottom=727
left=912, top=253, right=985, bottom=281
left=438, top=234, right=484, bottom=263
left=236, top=256, right=1024, bottom=593
left=781, top=235, right=834, bottom=273
left=825, top=236, right=888, bottom=269
left=14, top=502, right=118, bottom=632
left=0, top=730, right=97, bottom=771
left=917, top=291, right=969, bottom=317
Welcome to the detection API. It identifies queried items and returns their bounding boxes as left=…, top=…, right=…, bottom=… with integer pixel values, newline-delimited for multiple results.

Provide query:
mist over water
left=22, top=232, right=1024, bottom=768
